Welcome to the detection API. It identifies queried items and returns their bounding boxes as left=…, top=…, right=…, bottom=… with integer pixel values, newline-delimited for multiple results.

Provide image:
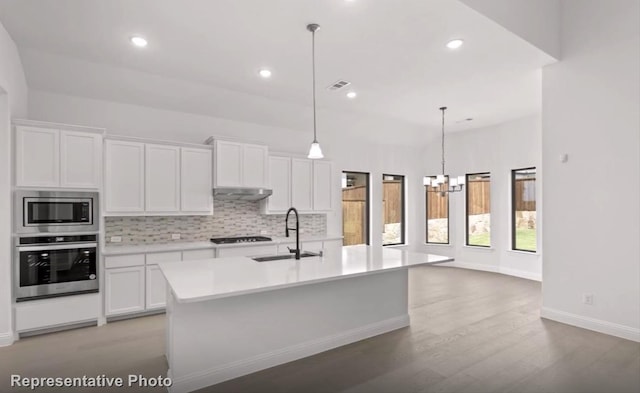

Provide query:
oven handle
left=17, top=243, right=98, bottom=251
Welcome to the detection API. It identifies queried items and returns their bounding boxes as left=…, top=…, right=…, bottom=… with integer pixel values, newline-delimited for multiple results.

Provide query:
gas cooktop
left=210, top=236, right=272, bottom=244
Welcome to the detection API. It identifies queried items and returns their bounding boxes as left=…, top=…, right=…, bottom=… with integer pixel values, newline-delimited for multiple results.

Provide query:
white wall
left=0, top=21, right=28, bottom=346
left=459, top=0, right=561, bottom=60
left=28, top=90, right=428, bottom=250
left=541, top=0, right=640, bottom=341
left=417, top=115, right=542, bottom=281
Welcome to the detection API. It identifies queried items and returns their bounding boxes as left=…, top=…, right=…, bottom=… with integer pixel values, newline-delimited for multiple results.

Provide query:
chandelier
left=425, top=106, right=465, bottom=195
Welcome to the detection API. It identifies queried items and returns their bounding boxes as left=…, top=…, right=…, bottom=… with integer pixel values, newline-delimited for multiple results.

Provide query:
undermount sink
left=252, top=252, right=321, bottom=262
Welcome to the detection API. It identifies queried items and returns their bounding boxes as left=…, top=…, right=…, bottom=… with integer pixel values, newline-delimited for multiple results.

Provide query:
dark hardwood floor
left=1, top=266, right=638, bottom=393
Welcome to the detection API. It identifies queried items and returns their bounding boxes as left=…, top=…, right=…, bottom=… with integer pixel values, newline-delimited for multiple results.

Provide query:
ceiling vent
left=327, top=80, right=351, bottom=90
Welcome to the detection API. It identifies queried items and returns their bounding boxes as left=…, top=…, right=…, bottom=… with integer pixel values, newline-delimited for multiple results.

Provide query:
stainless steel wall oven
left=15, top=234, right=99, bottom=301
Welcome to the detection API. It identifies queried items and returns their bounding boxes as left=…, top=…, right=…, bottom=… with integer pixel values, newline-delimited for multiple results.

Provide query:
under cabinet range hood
left=212, top=187, right=272, bottom=201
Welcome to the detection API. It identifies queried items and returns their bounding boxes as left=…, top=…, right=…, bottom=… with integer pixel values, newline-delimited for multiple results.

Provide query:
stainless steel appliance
left=15, top=191, right=99, bottom=234
left=212, top=187, right=272, bottom=201
left=210, top=236, right=272, bottom=244
left=15, top=234, right=99, bottom=301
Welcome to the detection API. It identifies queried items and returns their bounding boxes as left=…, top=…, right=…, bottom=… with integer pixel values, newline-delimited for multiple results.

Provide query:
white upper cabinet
left=105, top=140, right=145, bottom=213
left=264, top=156, right=291, bottom=213
left=242, top=144, right=269, bottom=188
left=263, top=156, right=334, bottom=214
left=60, top=130, right=102, bottom=188
left=291, top=158, right=313, bottom=211
left=16, top=126, right=60, bottom=187
left=105, top=139, right=212, bottom=215
left=312, top=160, right=333, bottom=211
left=214, top=140, right=243, bottom=187
left=213, top=140, right=268, bottom=188
left=145, top=144, right=181, bottom=212
left=15, top=124, right=102, bottom=189
left=180, top=147, right=213, bottom=213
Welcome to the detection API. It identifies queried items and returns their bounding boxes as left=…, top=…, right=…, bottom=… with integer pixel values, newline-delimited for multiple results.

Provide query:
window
left=512, top=168, right=537, bottom=252
left=342, top=171, right=370, bottom=245
left=382, top=174, right=405, bottom=246
left=466, top=173, right=491, bottom=247
left=425, top=176, right=449, bottom=244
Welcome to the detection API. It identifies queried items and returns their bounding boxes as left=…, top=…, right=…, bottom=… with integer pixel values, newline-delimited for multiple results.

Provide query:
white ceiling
left=0, top=0, right=555, bottom=134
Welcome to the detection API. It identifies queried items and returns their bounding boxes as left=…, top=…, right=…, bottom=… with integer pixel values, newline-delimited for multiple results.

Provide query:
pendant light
left=425, top=107, right=465, bottom=195
left=307, top=23, right=324, bottom=159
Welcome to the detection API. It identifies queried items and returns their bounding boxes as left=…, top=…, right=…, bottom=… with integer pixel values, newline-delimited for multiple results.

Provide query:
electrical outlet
left=110, top=236, right=122, bottom=243
left=171, top=233, right=181, bottom=240
left=260, top=229, right=268, bottom=235
left=583, top=293, right=594, bottom=305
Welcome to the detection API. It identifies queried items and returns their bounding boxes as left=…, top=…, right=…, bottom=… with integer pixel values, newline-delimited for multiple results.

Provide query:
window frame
left=425, top=175, right=450, bottom=245
left=465, top=172, right=491, bottom=248
left=511, top=167, right=537, bottom=253
left=382, top=174, right=406, bottom=246
left=342, top=171, right=371, bottom=246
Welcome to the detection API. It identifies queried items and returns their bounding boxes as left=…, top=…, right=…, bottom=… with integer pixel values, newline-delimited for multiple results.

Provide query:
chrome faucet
left=285, top=207, right=301, bottom=260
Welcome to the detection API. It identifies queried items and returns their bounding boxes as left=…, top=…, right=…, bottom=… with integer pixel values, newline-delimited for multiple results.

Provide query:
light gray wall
left=418, top=115, right=542, bottom=280
left=27, top=90, right=428, bottom=250
left=541, top=0, right=640, bottom=339
left=0, top=21, right=28, bottom=346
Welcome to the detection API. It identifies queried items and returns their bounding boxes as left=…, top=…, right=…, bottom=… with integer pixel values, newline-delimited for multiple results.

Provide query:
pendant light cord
left=440, top=107, right=446, bottom=175
left=311, top=27, right=318, bottom=143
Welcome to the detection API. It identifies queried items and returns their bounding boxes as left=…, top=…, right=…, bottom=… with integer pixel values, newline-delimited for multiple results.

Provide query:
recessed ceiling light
left=130, top=36, right=148, bottom=48
left=346, top=91, right=357, bottom=99
left=446, top=39, right=464, bottom=49
left=258, top=69, right=272, bottom=78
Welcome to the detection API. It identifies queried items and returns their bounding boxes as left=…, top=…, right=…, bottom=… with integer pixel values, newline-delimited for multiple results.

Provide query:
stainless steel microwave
left=15, top=191, right=99, bottom=234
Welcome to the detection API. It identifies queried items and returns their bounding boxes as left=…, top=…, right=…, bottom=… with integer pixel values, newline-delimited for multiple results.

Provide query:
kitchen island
left=159, top=245, right=453, bottom=393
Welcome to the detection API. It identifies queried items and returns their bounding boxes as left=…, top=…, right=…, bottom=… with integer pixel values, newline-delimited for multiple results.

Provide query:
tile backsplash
left=105, top=200, right=327, bottom=245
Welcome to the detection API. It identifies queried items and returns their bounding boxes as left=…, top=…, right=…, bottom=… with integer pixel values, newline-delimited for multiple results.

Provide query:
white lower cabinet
left=146, top=265, right=168, bottom=310
left=105, top=266, right=145, bottom=316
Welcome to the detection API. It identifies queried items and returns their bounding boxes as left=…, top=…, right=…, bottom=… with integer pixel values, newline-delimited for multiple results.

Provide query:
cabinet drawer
left=182, top=249, right=215, bottom=261
left=146, top=251, right=182, bottom=265
left=104, top=254, right=145, bottom=269
left=217, top=245, right=278, bottom=258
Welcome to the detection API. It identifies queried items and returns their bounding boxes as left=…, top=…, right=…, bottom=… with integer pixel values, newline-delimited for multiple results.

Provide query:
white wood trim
left=12, top=119, right=105, bottom=134
left=107, top=134, right=211, bottom=149
left=541, top=307, right=640, bottom=342
left=168, top=314, right=410, bottom=393
left=0, top=331, right=15, bottom=347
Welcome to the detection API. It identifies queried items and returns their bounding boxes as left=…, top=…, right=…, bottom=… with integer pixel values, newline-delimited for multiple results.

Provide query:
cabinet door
left=60, top=130, right=102, bottom=188
left=105, top=266, right=145, bottom=316
left=242, top=144, right=268, bottom=188
left=182, top=249, right=215, bottom=261
left=15, top=126, right=60, bottom=187
left=105, top=140, right=145, bottom=212
left=291, top=158, right=313, bottom=211
left=145, top=144, right=180, bottom=212
left=313, top=160, right=333, bottom=211
left=214, top=141, right=243, bottom=187
left=181, top=147, right=213, bottom=213
left=146, top=265, right=168, bottom=310
left=266, top=156, right=291, bottom=212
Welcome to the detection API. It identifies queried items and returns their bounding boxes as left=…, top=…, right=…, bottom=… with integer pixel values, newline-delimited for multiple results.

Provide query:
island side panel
left=167, top=269, right=409, bottom=393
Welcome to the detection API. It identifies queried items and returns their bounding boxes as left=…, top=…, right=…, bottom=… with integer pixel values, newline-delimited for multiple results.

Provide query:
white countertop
left=102, top=234, right=343, bottom=256
left=158, top=245, right=453, bottom=303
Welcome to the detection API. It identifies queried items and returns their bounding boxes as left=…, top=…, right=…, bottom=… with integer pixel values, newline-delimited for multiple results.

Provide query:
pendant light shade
left=425, top=106, right=464, bottom=194
left=308, top=141, right=324, bottom=159
left=306, top=23, right=324, bottom=159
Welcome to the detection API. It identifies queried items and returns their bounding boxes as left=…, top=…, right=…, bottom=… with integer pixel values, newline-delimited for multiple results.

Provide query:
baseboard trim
left=444, top=261, right=541, bottom=282
left=541, top=307, right=640, bottom=342
left=169, top=314, right=410, bottom=393
left=0, top=331, right=15, bottom=347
